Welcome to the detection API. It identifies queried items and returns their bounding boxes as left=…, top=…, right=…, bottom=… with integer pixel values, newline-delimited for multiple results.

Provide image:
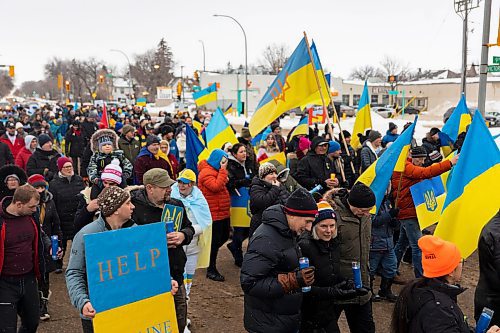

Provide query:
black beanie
left=284, top=188, right=318, bottom=217
left=146, top=135, right=161, bottom=146
left=348, top=183, right=376, bottom=209
left=342, top=130, right=351, bottom=139
left=389, top=122, right=397, bottom=132
left=411, top=146, right=427, bottom=158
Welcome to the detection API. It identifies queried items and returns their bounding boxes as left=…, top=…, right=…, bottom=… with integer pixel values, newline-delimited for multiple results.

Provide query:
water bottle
left=309, top=184, right=323, bottom=194
left=352, top=261, right=362, bottom=289
left=476, top=307, right=494, bottom=333
left=166, top=220, right=175, bottom=234
left=51, top=235, right=59, bottom=261
left=299, top=257, right=311, bottom=292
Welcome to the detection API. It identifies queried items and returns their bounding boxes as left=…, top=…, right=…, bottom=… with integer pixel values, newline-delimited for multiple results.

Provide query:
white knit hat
left=101, top=159, right=123, bottom=185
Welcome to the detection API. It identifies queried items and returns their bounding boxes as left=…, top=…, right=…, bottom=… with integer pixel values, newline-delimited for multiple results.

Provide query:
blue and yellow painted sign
left=230, top=187, right=251, bottom=228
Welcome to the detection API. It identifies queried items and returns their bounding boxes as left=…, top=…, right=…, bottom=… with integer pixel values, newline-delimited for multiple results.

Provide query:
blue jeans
left=394, top=218, right=423, bottom=278
left=369, top=249, right=397, bottom=279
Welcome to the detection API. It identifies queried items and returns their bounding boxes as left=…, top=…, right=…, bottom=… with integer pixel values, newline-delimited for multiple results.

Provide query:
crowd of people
left=0, top=102, right=499, bottom=333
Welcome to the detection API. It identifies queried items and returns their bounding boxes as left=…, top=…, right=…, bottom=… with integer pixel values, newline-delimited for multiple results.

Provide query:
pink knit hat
left=101, top=159, right=123, bottom=185
left=298, top=137, right=311, bottom=151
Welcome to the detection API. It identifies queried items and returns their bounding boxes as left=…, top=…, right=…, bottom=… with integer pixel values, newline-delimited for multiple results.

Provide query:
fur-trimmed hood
left=90, top=129, right=119, bottom=153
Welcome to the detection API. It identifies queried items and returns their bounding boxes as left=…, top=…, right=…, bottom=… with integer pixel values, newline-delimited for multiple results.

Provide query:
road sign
left=388, top=90, right=399, bottom=95
left=493, top=56, right=500, bottom=64
left=92, top=92, right=97, bottom=99
left=488, top=65, right=500, bottom=73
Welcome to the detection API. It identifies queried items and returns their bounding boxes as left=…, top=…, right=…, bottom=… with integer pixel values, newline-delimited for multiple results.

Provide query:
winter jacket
left=0, top=165, right=27, bottom=200
left=26, top=148, right=61, bottom=181
left=391, top=160, right=452, bottom=220
left=238, top=137, right=259, bottom=175
left=73, top=188, right=96, bottom=235
left=130, top=188, right=194, bottom=286
left=226, top=156, right=254, bottom=193
left=49, top=173, right=86, bottom=239
left=359, top=141, right=378, bottom=172
left=287, top=152, right=299, bottom=178
left=249, top=177, right=290, bottom=237
left=240, top=205, right=303, bottom=333
left=406, top=279, right=471, bottom=333
left=198, top=160, right=230, bottom=221
left=0, top=133, right=25, bottom=158
left=81, top=120, right=98, bottom=146
left=118, top=135, right=141, bottom=164
left=382, top=131, right=399, bottom=146
left=340, top=142, right=358, bottom=188
left=80, top=143, right=93, bottom=178
left=331, top=192, right=372, bottom=305
left=268, top=159, right=301, bottom=194
left=14, top=147, right=32, bottom=171
left=65, top=128, right=85, bottom=158
left=87, top=150, right=132, bottom=184
left=370, top=198, right=399, bottom=251
left=475, top=211, right=500, bottom=325
left=0, top=141, right=14, bottom=167
left=296, top=150, right=334, bottom=191
left=66, top=216, right=135, bottom=315
left=274, top=134, right=286, bottom=152
left=134, top=147, right=171, bottom=185
left=37, top=191, right=62, bottom=273
left=298, top=232, right=343, bottom=330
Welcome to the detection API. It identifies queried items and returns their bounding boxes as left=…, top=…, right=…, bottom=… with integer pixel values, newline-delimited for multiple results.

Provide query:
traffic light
left=194, top=71, right=199, bottom=81
left=99, top=75, right=105, bottom=84
left=65, top=81, right=70, bottom=92
left=57, top=74, right=63, bottom=89
left=388, top=75, right=398, bottom=83
left=176, top=81, right=182, bottom=100
left=8, top=66, right=14, bottom=78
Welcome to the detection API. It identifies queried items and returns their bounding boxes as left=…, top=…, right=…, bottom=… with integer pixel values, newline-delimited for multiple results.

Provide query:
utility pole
left=181, top=65, right=185, bottom=104
left=478, top=0, right=493, bottom=116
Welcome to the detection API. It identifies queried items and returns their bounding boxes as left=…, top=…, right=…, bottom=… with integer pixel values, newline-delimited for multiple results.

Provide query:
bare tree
left=379, top=56, right=411, bottom=81
left=349, top=65, right=383, bottom=80
left=261, top=43, right=289, bottom=75
left=0, top=73, right=14, bottom=98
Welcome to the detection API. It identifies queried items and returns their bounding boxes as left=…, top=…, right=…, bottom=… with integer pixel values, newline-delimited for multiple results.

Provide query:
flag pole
left=303, top=31, right=356, bottom=175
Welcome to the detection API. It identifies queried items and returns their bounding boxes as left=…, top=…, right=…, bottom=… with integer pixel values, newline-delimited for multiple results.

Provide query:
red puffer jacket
left=198, top=160, right=230, bottom=221
left=15, top=147, right=32, bottom=171
left=391, top=160, right=452, bottom=220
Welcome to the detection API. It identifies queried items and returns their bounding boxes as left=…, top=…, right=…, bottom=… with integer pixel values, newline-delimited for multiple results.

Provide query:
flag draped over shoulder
left=357, top=118, right=417, bottom=213
left=205, top=107, right=238, bottom=151
left=434, top=112, right=500, bottom=258
left=249, top=37, right=321, bottom=136
left=288, top=115, right=309, bottom=139
left=442, top=95, right=471, bottom=143
left=185, top=125, right=208, bottom=175
left=193, top=83, right=217, bottom=106
left=351, top=81, right=373, bottom=149
left=410, top=176, right=446, bottom=230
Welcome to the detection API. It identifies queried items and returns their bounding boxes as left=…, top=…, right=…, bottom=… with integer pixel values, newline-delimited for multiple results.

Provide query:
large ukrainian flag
left=300, top=41, right=331, bottom=108
left=185, top=125, right=209, bottom=175
left=357, top=117, right=417, bottom=213
left=249, top=37, right=321, bottom=136
left=434, top=112, right=500, bottom=258
left=193, top=83, right=217, bottom=106
left=351, top=81, right=373, bottom=150
left=205, top=107, right=238, bottom=152
left=410, top=176, right=446, bottom=230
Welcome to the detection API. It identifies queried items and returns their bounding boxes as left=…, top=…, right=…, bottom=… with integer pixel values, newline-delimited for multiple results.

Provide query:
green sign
left=388, top=90, right=399, bottom=95
left=493, top=56, right=500, bottom=64
left=488, top=65, right=500, bottom=73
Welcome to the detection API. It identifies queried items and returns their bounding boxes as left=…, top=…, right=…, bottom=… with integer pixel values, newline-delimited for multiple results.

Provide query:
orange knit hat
left=418, top=235, right=462, bottom=278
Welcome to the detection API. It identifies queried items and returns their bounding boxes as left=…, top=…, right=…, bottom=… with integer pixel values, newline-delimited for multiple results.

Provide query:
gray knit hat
left=97, top=186, right=130, bottom=217
left=259, top=162, right=277, bottom=180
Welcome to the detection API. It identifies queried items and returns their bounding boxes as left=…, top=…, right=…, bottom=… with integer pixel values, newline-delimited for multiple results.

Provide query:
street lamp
left=198, top=40, right=206, bottom=72
left=110, top=49, right=134, bottom=103
left=213, top=14, right=248, bottom=117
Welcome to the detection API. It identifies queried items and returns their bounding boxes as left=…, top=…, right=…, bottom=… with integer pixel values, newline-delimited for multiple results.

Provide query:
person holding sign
left=130, top=168, right=194, bottom=333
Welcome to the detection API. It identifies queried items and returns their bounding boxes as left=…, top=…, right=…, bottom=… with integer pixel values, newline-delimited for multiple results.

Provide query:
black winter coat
left=80, top=143, right=93, bottom=178
left=475, top=211, right=500, bottom=325
left=298, top=232, right=343, bottom=331
left=240, top=205, right=303, bottom=333
left=296, top=151, right=334, bottom=191
left=340, top=143, right=358, bottom=188
left=0, top=141, right=14, bottom=167
left=370, top=198, right=399, bottom=251
left=38, top=191, right=62, bottom=273
left=26, top=149, right=61, bottom=181
left=248, top=177, right=289, bottom=237
left=48, top=173, right=85, bottom=239
left=65, top=128, right=85, bottom=158
left=226, top=157, right=254, bottom=193
left=406, top=279, right=471, bottom=333
left=81, top=120, right=98, bottom=146
left=359, top=142, right=377, bottom=172
left=73, top=193, right=96, bottom=235
left=131, top=189, right=194, bottom=286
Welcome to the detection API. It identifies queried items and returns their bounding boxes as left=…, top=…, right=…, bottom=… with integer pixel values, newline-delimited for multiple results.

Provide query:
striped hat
left=314, top=200, right=336, bottom=226
left=283, top=188, right=318, bottom=218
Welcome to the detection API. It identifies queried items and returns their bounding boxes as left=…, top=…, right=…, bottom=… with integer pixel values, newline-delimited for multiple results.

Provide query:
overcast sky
left=1, top=0, right=499, bottom=85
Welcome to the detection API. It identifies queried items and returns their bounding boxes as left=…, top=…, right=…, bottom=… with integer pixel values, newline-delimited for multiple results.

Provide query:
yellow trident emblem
left=270, top=72, right=291, bottom=104
left=423, top=190, right=438, bottom=212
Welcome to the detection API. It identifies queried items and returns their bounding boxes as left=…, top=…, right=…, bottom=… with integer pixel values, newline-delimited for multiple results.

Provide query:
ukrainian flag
left=185, top=125, right=208, bottom=175
left=434, top=112, right=500, bottom=258
left=224, top=103, right=234, bottom=116
left=259, top=151, right=286, bottom=166
left=357, top=117, right=417, bottom=213
left=230, top=187, right=251, bottom=227
left=193, top=83, right=217, bottom=106
left=251, top=125, right=272, bottom=147
left=410, top=176, right=446, bottom=230
left=205, top=107, right=238, bottom=151
left=249, top=37, right=322, bottom=136
left=351, top=81, right=373, bottom=150
left=442, top=94, right=471, bottom=143
left=300, top=41, right=331, bottom=108
left=288, top=115, right=309, bottom=139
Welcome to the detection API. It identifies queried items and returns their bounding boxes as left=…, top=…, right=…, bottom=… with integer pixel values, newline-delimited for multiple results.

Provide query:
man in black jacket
left=240, top=188, right=317, bottom=333
left=130, top=168, right=194, bottom=333
left=475, top=211, right=500, bottom=326
left=296, top=137, right=337, bottom=192
left=0, top=140, right=14, bottom=167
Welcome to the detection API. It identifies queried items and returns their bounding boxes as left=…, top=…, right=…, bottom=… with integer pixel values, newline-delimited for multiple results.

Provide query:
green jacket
left=268, top=159, right=302, bottom=193
left=333, top=195, right=372, bottom=305
left=118, top=135, right=141, bottom=164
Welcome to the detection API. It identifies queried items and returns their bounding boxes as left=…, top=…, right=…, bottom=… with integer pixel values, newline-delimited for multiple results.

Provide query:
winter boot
left=370, top=275, right=381, bottom=302
left=39, top=291, right=51, bottom=321
left=378, top=277, right=398, bottom=302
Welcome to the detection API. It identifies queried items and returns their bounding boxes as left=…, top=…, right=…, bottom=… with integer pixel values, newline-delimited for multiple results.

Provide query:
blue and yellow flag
left=224, top=103, right=234, bottom=116
left=357, top=117, right=417, bottom=213
left=351, top=81, right=373, bottom=149
left=259, top=151, right=287, bottom=166
left=251, top=125, right=272, bottom=147
left=434, top=112, right=500, bottom=258
left=300, top=41, right=331, bottom=109
left=185, top=125, right=208, bottom=175
left=249, top=37, right=322, bottom=136
left=205, top=107, right=238, bottom=152
left=230, top=187, right=251, bottom=228
left=410, top=176, right=446, bottom=230
left=442, top=94, right=471, bottom=143
left=288, top=115, right=309, bottom=139
left=193, top=83, right=217, bottom=106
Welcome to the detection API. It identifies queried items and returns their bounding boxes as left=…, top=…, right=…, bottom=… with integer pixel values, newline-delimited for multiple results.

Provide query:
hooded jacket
left=382, top=130, right=399, bottom=146
left=0, top=133, right=25, bottom=158
left=0, top=164, right=27, bottom=201
left=0, top=140, right=14, bottom=168
left=134, top=146, right=171, bottom=185
left=226, top=155, right=254, bottom=193
left=241, top=204, right=303, bottom=333
left=198, top=150, right=230, bottom=221
left=65, top=126, right=85, bottom=158
left=295, top=137, right=334, bottom=191
left=237, top=136, right=259, bottom=175
left=14, top=135, right=35, bottom=171
left=268, top=159, right=301, bottom=194
left=26, top=148, right=61, bottom=181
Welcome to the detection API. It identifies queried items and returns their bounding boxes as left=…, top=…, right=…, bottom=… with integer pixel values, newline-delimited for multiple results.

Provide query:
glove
left=355, top=286, right=370, bottom=296
left=296, top=266, right=315, bottom=287
left=327, top=281, right=357, bottom=300
left=389, top=208, right=400, bottom=218
left=277, top=272, right=299, bottom=294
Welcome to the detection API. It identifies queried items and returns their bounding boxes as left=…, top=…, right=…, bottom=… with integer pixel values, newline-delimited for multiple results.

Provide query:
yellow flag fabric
left=259, top=152, right=286, bottom=166
left=196, top=225, right=212, bottom=269
left=351, top=81, right=373, bottom=150
left=205, top=108, right=238, bottom=152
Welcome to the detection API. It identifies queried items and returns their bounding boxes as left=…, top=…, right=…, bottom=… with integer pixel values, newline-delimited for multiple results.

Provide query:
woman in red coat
left=15, top=135, right=37, bottom=172
left=198, top=149, right=230, bottom=281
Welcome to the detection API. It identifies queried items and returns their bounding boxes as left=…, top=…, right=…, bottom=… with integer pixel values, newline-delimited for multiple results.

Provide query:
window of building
left=120, top=88, right=125, bottom=94
left=417, top=98, right=425, bottom=107
left=342, top=94, right=350, bottom=105
left=353, top=95, right=361, bottom=106
left=371, top=94, right=378, bottom=104
left=382, top=95, right=389, bottom=105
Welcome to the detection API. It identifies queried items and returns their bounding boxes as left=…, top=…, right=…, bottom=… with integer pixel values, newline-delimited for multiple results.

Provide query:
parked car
left=485, top=111, right=500, bottom=127
left=372, top=106, right=395, bottom=118
left=443, top=106, right=476, bottom=123
left=340, top=104, right=355, bottom=117
left=402, top=106, right=420, bottom=115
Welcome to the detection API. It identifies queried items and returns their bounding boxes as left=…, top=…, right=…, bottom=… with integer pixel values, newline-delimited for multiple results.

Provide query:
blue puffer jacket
left=382, top=131, right=399, bottom=146
left=370, top=198, right=399, bottom=251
